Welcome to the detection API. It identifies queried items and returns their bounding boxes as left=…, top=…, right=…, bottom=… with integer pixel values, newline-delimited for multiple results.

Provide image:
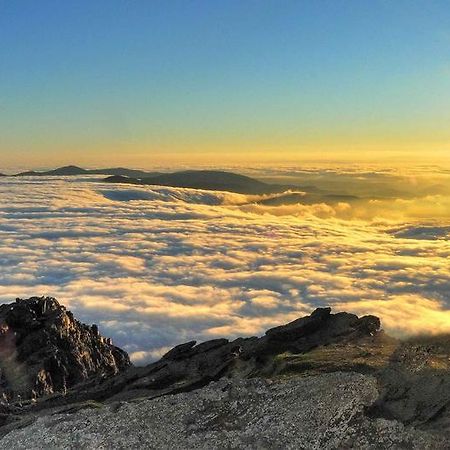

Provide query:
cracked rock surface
left=0, top=373, right=445, bottom=450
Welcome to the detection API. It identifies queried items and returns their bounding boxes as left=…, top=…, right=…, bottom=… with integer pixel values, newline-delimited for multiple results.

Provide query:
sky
left=1, top=1, right=450, bottom=169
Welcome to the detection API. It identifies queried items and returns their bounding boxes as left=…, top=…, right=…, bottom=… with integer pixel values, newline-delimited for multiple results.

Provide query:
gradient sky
left=1, top=0, right=450, bottom=169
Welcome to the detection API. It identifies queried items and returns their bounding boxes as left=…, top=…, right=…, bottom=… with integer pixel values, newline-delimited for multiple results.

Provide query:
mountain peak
left=48, top=165, right=88, bottom=175
left=0, top=299, right=449, bottom=447
left=0, top=296, right=130, bottom=401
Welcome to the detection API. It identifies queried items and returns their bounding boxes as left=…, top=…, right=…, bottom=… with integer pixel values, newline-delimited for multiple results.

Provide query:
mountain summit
left=0, top=299, right=449, bottom=448
left=12, top=166, right=161, bottom=178
left=105, top=169, right=291, bottom=194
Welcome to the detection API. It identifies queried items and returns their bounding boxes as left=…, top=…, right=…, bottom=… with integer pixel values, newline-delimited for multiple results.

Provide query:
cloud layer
left=0, top=170, right=449, bottom=363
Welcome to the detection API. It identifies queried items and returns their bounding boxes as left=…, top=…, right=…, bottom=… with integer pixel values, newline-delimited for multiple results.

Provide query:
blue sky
left=1, top=1, right=450, bottom=168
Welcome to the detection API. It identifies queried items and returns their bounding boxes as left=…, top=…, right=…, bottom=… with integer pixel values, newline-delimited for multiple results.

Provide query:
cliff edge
left=0, top=297, right=449, bottom=449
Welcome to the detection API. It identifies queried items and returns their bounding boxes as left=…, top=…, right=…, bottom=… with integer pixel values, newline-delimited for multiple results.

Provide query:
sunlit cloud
left=0, top=170, right=449, bottom=363
left=336, top=295, right=450, bottom=336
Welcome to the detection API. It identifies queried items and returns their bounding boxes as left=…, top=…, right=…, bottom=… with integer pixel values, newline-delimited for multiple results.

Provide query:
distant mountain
left=105, top=170, right=288, bottom=194
left=14, top=165, right=87, bottom=176
left=103, top=175, right=143, bottom=185
left=143, top=170, right=275, bottom=194
left=7, top=165, right=357, bottom=199
left=14, top=170, right=42, bottom=176
left=48, top=165, right=89, bottom=176
left=11, top=166, right=292, bottom=194
left=93, top=167, right=162, bottom=178
left=14, top=165, right=162, bottom=178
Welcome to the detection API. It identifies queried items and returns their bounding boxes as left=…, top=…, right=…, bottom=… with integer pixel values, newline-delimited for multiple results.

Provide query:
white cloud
left=0, top=171, right=449, bottom=364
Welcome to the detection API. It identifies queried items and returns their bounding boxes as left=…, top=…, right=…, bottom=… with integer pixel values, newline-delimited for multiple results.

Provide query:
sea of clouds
left=0, top=168, right=449, bottom=363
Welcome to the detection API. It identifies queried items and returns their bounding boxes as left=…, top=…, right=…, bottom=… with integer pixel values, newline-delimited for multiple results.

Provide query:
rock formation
left=0, top=297, right=130, bottom=402
left=0, top=297, right=449, bottom=448
left=21, top=306, right=384, bottom=409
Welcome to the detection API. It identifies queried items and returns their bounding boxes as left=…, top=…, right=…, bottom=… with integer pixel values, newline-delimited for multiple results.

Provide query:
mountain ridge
left=0, top=297, right=449, bottom=447
left=2, top=165, right=353, bottom=199
left=11, top=165, right=162, bottom=179
left=104, top=170, right=296, bottom=194
left=5, top=166, right=290, bottom=194
left=0, top=297, right=449, bottom=448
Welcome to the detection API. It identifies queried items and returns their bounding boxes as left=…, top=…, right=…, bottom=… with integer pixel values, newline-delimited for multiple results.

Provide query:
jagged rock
left=0, top=297, right=130, bottom=402
left=162, top=340, right=197, bottom=360
left=1, top=298, right=449, bottom=447
left=264, top=307, right=381, bottom=354
left=21, top=306, right=385, bottom=410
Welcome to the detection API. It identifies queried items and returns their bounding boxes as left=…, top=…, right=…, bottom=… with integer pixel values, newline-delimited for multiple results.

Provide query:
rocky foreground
left=0, top=297, right=449, bottom=449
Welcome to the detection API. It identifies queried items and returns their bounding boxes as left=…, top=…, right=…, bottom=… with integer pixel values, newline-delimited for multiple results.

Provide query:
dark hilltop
left=12, top=165, right=162, bottom=179
left=104, top=170, right=290, bottom=194
left=5, top=165, right=305, bottom=195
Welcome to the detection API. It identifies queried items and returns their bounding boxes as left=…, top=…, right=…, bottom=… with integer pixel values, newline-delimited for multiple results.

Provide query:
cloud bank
left=0, top=170, right=449, bottom=363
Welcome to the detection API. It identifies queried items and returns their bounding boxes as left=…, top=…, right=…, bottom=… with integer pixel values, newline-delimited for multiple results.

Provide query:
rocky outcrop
left=1, top=298, right=450, bottom=448
left=23, top=307, right=383, bottom=409
left=0, top=297, right=130, bottom=402
left=368, top=334, right=450, bottom=435
left=1, top=373, right=446, bottom=450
